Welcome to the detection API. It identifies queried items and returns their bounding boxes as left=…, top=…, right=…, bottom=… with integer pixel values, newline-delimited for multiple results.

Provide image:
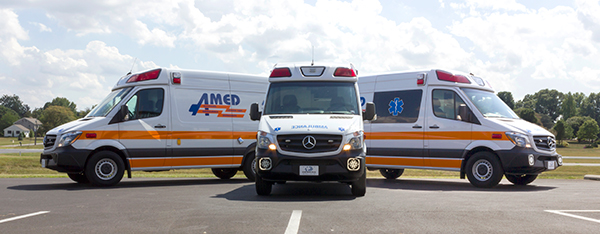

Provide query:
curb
left=584, top=175, right=600, bottom=181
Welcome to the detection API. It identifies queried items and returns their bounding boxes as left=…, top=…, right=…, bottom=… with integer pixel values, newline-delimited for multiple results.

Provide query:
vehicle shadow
left=213, top=182, right=357, bottom=202
left=367, top=178, right=557, bottom=192
left=6, top=177, right=251, bottom=191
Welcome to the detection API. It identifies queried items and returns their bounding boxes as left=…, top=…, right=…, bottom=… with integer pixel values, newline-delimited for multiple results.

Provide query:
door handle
left=429, top=124, right=439, bottom=129
left=412, top=125, right=422, bottom=129
left=154, top=124, right=166, bottom=129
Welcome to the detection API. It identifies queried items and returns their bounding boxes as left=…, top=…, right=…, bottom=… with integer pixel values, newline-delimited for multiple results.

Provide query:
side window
left=432, top=89, right=466, bottom=120
left=124, top=88, right=164, bottom=120
left=372, top=89, right=423, bottom=123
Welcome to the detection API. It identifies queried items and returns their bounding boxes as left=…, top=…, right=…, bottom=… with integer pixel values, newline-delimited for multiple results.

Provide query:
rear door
left=119, top=86, right=170, bottom=170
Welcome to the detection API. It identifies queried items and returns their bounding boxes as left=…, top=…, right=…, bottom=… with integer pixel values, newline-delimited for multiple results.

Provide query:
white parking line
left=545, top=210, right=600, bottom=224
left=284, top=210, right=302, bottom=234
left=0, top=211, right=50, bottom=224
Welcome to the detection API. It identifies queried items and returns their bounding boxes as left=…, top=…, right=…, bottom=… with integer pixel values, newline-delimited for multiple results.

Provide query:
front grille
left=533, top=135, right=556, bottom=151
left=277, top=134, right=342, bottom=153
left=43, top=135, right=57, bottom=148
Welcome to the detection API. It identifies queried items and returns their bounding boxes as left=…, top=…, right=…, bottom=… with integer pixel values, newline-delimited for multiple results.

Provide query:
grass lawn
left=0, top=140, right=598, bottom=179
left=0, top=137, right=44, bottom=149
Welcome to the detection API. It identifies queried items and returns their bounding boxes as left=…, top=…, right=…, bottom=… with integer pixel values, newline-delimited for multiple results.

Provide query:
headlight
left=505, top=132, right=531, bottom=148
left=57, top=131, right=82, bottom=147
left=344, top=131, right=364, bottom=150
left=257, top=131, right=274, bottom=149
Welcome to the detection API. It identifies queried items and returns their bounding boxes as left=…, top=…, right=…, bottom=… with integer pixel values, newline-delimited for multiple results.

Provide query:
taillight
left=270, top=68, right=292, bottom=77
left=436, top=70, right=471, bottom=84
left=172, top=72, right=181, bottom=84
left=127, top=69, right=161, bottom=83
left=334, top=67, right=356, bottom=77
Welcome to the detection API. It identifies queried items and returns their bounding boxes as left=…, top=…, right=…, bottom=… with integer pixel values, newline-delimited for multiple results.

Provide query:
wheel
left=255, top=174, right=272, bottom=196
left=506, top=174, right=538, bottom=185
left=67, top=173, right=89, bottom=183
left=379, top=168, right=404, bottom=180
left=465, top=151, right=504, bottom=188
left=85, top=151, right=125, bottom=186
left=351, top=171, right=366, bottom=197
left=211, top=168, right=238, bottom=180
left=242, top=151, right=256, bottom=182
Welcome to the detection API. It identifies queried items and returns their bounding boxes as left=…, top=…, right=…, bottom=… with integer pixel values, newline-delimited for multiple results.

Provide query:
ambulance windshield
left=87, top=87, right=133, bottom=117
left=264, top=82, right=359, bottom=115
left=461, top=88, right=519, bottom=119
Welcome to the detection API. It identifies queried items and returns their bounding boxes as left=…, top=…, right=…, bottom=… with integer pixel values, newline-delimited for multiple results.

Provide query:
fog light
left=268, top=144, right=277, bottom=150
left=343, top=144, right=351, bottom=151
left=259, top=157, right=272, bottom=171
left=557, top=155, right=563, bottom=166
left=347, top=158, right=360, bottom=171
left=528, top=154, right=535, bottom=166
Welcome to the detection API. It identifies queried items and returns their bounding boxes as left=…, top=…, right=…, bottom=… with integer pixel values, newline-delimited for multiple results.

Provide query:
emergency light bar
left=127, top=69, right=161, bottom=83
left=270, top=68, right=292, bottom=78
left=436, top=70, right=470, bottom=84
left=333, top=67, right=356, bottom=77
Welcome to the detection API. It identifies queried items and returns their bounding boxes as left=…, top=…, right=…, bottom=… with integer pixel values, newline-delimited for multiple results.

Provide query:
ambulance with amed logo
left=40, top=68, right=267, bottom=186
left=359, top=69, right=562, bottom=188
left=249, top=63, right=376, bottom=196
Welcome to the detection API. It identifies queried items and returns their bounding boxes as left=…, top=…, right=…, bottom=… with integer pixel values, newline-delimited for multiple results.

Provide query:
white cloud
left=30, top=22, right=52, bottom=32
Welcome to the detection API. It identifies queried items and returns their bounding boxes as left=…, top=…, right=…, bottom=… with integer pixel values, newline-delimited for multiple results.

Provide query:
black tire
left=211, top=168, right=238, bottom=180
left=465, top=151, right=504, bottom=188
left=379, top=168, right=404, bottom=180
left=255, top=174, right=272, bottom=196
left=85, top=151, right=125, bottom=187
left=67, top=173, right=89, bottom=184
left=242, top=151, right=256, bottom=182
left=506, top=174, right=538, bottom=186
left=351, top=171, right=366, bottom=197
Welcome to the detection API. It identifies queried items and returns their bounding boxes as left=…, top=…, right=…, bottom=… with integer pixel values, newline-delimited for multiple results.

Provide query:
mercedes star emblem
left=302, top=135, right=316, bottom=149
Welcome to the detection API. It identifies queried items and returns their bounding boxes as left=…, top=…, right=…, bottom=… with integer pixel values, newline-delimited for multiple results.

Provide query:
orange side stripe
left=79, top=131, right=257, bottom=140
left=366, top=131, right=507, bottom=141
left=366, top=156, right=426, bottom=167
left=129, top=157, right=238, bottom=168
left=425, top=158, right=462, bottom=169
left=129, top=158, right=164, bottom=168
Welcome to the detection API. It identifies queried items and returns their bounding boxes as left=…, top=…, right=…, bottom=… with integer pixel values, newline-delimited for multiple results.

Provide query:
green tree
left=77, top=105, right=97, bottom=118
left=39, top=106, right=77, bottom=134
left=553, top=120, right=565, bottom=144
left=0, top=94, right=30, bottom=117
left=538, top=114, right=554, bottom=129
left=580, top=93, right=600, bottom=125
left=564, top=124, right=574, bottom=140
left=0, top=106, right=20, bottom=131
left=43, top=97, right=77, bottom=115
left=561, top=92, right=577, bottom=121
left=515, top=94, right=536, bottom=109
left=515, top=108, right=538, bottom=124
left=577, top=119, right=600, bottom=145
left=497, top=91, right=515, bottom=109
left=534, top=89, right=563, bottom=120
left=566, top=116, right=594, bottom=141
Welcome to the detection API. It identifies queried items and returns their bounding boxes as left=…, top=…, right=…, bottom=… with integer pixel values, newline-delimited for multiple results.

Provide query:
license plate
left=299, top=165, right=319, bottom=176
left=41, top=159, right=46, bottom=168
left=547, top=161, right=556, bottom=170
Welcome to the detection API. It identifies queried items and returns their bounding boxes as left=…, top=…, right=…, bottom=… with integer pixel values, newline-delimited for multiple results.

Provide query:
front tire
left=242, top=151, right=256, bottom=182
left=379, top=168, right=404, bottom=180
left=506, top=174, right=538, bottom=185
left=67, top=173, right=89, bottom=184
left=351, top=171, right=366, bottom=197
left=255, top=174, right=272, bottom=196
left=85, top=151, right=124, bottom=187
left=465, top=151, right=504, bottom=188
left=211, top=168, right=238, bottom=180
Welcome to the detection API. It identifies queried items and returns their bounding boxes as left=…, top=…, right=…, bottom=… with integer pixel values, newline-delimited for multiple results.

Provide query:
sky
left=1, top=0, right=599, bottom=111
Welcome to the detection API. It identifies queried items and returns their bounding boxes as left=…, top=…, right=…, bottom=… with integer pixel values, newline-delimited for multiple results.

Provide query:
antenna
left=126, top=58, right=137, bottom=75
left=311, top=45, right=314, bottom=66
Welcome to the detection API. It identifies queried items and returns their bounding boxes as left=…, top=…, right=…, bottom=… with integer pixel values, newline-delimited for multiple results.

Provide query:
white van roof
left=268, top=62, right=358, bottom=82
left=362, top=69, right=495, bottom=93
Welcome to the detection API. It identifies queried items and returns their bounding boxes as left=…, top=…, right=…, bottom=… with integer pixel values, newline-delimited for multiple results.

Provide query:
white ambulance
left=40, top=68, right=268, bottom=186
left=249, top=63, right=376, bottom=196
left=359, top=69, right=562, bottom=188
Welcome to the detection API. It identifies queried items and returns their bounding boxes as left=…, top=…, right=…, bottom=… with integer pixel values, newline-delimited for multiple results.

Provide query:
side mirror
left=249, top=103, right=261, bottom=121
left=120, top=105, right=130, bottom=121
left=458, top=104, right=469, bottom=122
left=363, top=102, right=376, bottom=121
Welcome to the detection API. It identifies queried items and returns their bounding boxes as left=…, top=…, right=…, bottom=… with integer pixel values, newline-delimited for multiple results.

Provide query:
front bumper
left=496, top=147, right=562, bottom=175
left=255, top=148, right=365, bottom=182
left=40, top=146, right=92, bottom=173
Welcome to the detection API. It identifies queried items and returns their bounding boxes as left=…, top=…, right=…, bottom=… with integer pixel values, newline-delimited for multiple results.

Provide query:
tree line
left=0, top=94, right=94, bottom=137
left=498, top=89, right=600, bottom=147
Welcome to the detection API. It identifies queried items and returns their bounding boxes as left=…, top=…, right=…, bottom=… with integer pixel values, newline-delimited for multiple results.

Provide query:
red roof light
left=436, top=70, right=471, bottom=84
left=333, top=67, right=356, bottom=77
left=270, top=68, right=292, bottom=78
left=127, top=69, right=161, bottom=83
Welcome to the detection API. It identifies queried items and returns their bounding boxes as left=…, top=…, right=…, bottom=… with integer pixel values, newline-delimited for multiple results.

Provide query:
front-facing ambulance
left=250, top=63, right=375, bottom=196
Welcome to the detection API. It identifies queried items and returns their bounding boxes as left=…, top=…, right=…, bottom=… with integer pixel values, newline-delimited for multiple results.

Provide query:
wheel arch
left=88, top=146, right=132, bottom=178
left=460, top=146, right=499, bottom=179
left=241, top=142, right=257, bottom=168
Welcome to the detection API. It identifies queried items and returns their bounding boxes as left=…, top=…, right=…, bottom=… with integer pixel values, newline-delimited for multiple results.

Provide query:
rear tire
left=242, top=151, right=256, bottom=182
left=255, top=175, right=272, bottom=196
left=67, top=173, right=89, bottom=184
left=506, top=174, right=538, bottom=185
left=465, top=151, right=504, bottom=188
left=211, top=168, right=238, bottom=180
left=379, top=168, right=404, bottom=180
left=85, top=151, right=124, bottom=187
left=351, top=171, right=366, bottom=197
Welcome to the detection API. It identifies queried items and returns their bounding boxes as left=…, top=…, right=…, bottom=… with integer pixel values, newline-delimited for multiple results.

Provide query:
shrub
left=557, top=141, right=569, bottom=148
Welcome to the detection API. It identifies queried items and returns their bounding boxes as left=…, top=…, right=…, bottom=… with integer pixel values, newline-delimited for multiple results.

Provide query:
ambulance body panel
left=360, top=69, right=562, bottom=187
left=41, top=68, right=268, bottom=186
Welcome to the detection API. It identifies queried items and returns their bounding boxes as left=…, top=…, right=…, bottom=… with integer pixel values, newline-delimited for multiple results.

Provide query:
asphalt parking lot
left=1, top=177, right=599, bottom=233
